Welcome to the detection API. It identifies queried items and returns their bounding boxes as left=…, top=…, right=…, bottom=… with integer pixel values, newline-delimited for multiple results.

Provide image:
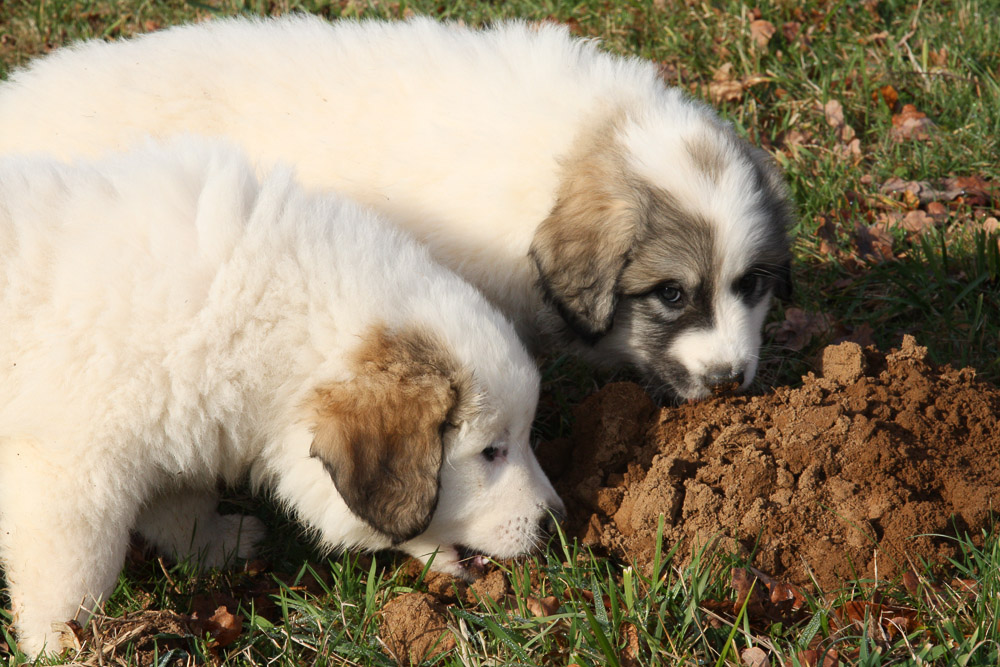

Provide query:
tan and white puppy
left=0, top=139, right=562, bottom=657
left=0, top=16, right=793, bottom=400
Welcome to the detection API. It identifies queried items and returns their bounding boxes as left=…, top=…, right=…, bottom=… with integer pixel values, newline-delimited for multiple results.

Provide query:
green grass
left=1, top=0, right=999, bottom=665
left=5, top=515, right=999, bottom=665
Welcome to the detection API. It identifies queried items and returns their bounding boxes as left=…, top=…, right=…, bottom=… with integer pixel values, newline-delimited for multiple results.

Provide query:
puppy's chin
left=400, top=541, right=492, bottom=581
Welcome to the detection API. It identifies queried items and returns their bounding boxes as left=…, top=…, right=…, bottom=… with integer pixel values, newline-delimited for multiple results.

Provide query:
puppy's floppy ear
left=529, top=122, right=641, bottom=343
left=308, top=326, right=460, bottom=544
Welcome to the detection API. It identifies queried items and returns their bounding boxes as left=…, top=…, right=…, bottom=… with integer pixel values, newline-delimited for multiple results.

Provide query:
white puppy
left=0, top=139, right=562, bottom=657
left=0, top=16, right=793, bottom=400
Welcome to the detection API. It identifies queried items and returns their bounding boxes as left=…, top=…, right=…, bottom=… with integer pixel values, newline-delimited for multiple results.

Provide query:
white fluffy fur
left=0, top=15, right=791, bottom=398
left=0, top=139, right=560, bottom=656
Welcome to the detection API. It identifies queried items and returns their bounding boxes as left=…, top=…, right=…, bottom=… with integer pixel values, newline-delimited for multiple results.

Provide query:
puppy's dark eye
left=736, top=271, right=764, bottom=300
left=656, top=283, right=684, bottom=308
left=482, top=446, right=499, bottom=462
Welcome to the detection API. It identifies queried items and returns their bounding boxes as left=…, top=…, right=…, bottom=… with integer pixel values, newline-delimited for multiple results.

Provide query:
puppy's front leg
left=0, top=442, right=135, bottom=657
left=136, top=488, right=265, bottom=568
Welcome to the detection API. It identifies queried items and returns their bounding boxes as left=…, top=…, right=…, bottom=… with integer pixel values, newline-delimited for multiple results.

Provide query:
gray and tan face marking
left=532, top=112, right=793, bottom=400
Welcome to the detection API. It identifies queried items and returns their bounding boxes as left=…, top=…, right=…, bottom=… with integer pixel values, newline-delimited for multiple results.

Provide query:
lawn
left=1, top=0, right=998, bottom=665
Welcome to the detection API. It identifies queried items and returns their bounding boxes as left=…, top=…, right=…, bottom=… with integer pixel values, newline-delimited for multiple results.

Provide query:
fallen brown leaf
left=732, top=568, right=770, bottom=617
left=980, top=217, right=999, bottom=234
left=837, top=137, right=862, bottom=159
left=840, top=322, right=876, bottom=348
left=767, top=308, right=833, bottom=351
left=782, top=21, right=802, bottom=43
left=944, top=175, right=997, bottom=207
left=524, top=595, right=560, bottom=617
left=891, top=104, right=934, bottom=141
left=824, top=99, right=845, bottom=128
left=926, top=201, right=949, bottom=221
left=750, top=20, right=776, bottom=48
left=709, top=78, right=743, bottom=103
left=779, top=129, right=812, bottom=155
left=742, top=646, right=770, bottom=667
left=190, top=605, right=243, bottom=648
left=854, top=222, right=894, bottom=262
left=769, top=581, right=807, bottom=611
left=873, top=84, right=899, bottom=111
left=898, top=210, right=936, bottom=234
left=902, top=570, right=920, bottom=596
left=792, top=648, right=839, bottom=666
left=620, top=621, right=641, bottom=667
left=951, top=578, right=979, bottom=597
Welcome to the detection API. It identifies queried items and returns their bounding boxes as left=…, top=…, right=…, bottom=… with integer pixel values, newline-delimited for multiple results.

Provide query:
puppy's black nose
left=704, top=365, right=745, bottom=394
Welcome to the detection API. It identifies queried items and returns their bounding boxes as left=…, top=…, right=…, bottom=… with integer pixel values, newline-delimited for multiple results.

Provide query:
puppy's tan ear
left=529, top=123, right=641, bottom=342
left=308, top=327, right=459, bottom=544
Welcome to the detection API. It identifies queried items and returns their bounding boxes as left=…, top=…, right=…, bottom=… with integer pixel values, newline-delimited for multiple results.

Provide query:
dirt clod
left=546, top=338, right=1000, bottom=587
left=821, top=341, right=867, bottom=384
left=380, top=592, right=456, bottom=664
left=466, top=568, right=509, bottom=604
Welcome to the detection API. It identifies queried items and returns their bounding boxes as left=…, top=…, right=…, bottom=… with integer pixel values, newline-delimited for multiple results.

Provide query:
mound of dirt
left=543, top=336, right=1000, bottom=588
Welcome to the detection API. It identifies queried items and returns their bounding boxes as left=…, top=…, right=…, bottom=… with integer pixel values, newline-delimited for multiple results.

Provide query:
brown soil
left=542, top=335, right=1000, bottom=588
left=380, top=592, right=456, bottom=665
left=378, top=336, right=1000, bottom=658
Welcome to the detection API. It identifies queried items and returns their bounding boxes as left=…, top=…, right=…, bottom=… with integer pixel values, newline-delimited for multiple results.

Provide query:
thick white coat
left=0, top=139, right=558, bottom=656
left=0, top=16, right=791, bottom=398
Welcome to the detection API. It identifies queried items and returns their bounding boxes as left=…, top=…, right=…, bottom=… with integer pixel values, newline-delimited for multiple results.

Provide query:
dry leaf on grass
left=742, top=646, right=770, bottom=667
left=853, top=222, right=894, bottom=262
left=879, top=177, right=963, bottom=204
left=824, top=99, right=845, bottom=128
left=872, top=84, right=899, bottom=110
left=190, top=604, right=243, bottom=648
left=750, top=20, right=776, bottom=48
left=782, top=21, right=802, bottom=43
left=902, top=569, right=920, bottom=596
left=925, top=201, right=949, bottom=221
left=708, top=63, right=743, bottom=103
left=823, top=99, right=861, bottom=156
left=832, top=600, right=919, bottom=639
left=767, top=308, right=833, bottom=351
left=945, top=175, right=998, bottom=207
left=896, top=210, right=936, bottom=233
left=524, top=595, right=560, bottom=617
left=620, top=621, right=641, bottom=667
left=890, top=104, right=934, bottom=141
left=793, top=648, right=840, bottom=666
left=732, top=568, right=771, bottom=617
